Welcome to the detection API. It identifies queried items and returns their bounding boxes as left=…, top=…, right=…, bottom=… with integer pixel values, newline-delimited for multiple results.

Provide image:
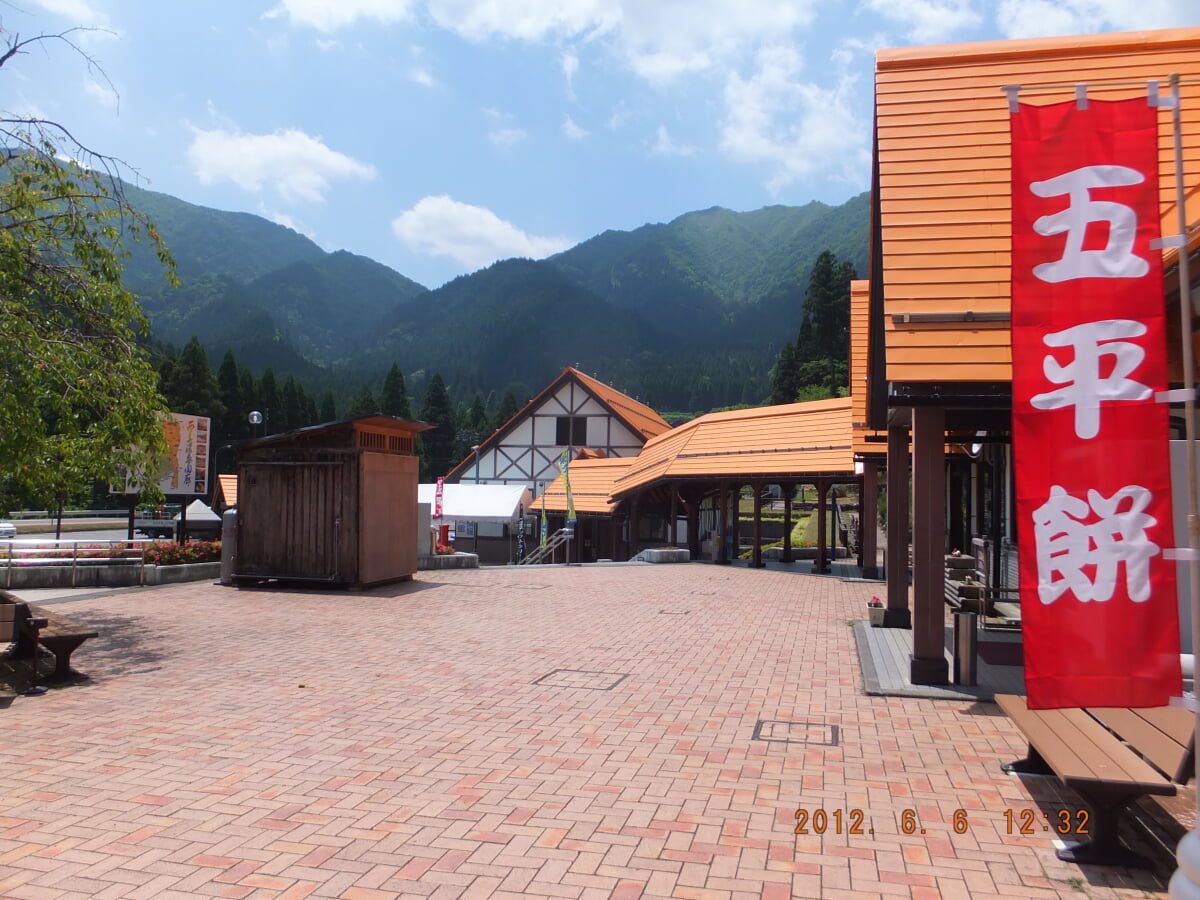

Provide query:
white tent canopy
left=417, top=483, right=532, bottom=524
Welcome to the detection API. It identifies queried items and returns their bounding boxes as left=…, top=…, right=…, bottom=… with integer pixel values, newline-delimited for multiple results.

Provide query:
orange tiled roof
left=567, top=369, right=671, bottom=440
left=611, top=398, right=855, bottom=498
left=539, top=457, right=635, bottom=515
left=216, top=474, right=238, bottom=508
left=875, top=27, right=1200, bottom=384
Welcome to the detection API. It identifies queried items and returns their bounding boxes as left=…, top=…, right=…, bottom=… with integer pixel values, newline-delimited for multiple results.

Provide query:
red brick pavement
left=0, top=565, right=1176, bottom=899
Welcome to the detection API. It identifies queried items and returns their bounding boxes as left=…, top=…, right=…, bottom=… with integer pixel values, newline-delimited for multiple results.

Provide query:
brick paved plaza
left=0, top=564, right=1181, bottom=899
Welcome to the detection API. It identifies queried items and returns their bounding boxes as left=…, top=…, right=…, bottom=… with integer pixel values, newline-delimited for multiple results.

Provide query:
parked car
left=0, top=521, right=16, bottom=539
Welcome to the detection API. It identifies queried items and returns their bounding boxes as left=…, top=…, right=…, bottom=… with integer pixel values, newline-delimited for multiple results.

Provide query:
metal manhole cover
left=752, top=719, right=839, bottom=746
left=532, top=669, right=630, bottom=690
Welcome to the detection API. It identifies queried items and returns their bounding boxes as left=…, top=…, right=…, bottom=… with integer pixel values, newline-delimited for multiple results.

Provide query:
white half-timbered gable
left=445, top=368, right=671, bottom=492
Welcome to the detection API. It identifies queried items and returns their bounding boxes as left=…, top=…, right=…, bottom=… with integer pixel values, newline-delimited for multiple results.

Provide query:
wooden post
left=911, top=405, right=948, bottom=685
left=815, top=479, right=829, bottom=574
left=781, top=481, right=794, bottom=563
left=860, top=460, right=880, bottom=579
left=669, top=482, right=679, bottom=547
left=751, top=481, right=764, bottom=568
left=716, top=482, right=730, bottom=564
left=885, top=426, right=912, bottom=628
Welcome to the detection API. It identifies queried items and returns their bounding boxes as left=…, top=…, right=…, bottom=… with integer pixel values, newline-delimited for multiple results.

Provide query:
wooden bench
left=996, top=693, right=1194, bottom=868
left=29, top=607, right=98, bottom=679
left=1, top=599, right=46, bottom=661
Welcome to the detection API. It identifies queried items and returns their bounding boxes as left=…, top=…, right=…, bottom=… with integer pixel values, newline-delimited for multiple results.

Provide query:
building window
left=556, top=416, right=587, bottom=445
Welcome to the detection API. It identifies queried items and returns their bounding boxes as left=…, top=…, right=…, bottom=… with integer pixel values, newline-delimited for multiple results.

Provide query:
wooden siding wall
left=876, top=30, right=1200, bottom=383
left=358, top=452, right=418, bottom=585
left=850, top=279, right=882, bottom=455
left=237, top=452, right=356, bottom=581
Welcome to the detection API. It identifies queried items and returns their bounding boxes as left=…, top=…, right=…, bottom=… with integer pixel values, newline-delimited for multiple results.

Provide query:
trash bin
left=953, top=610, right=978, bottom=686
left=219, top=509, right=238, bottom=585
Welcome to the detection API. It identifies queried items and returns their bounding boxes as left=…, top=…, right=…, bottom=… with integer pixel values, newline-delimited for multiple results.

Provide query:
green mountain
left=120, top=183, right=869, bottom=413
left=547, top=195, right=870, bottom=348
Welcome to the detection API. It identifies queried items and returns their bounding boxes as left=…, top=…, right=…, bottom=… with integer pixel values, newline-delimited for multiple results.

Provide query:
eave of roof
left=610, top=398, right=855, bottom=499
left=876, top=27, right=1200, bottom=69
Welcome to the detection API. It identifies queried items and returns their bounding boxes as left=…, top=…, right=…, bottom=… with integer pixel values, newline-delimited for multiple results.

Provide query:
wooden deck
left=855, top=617, right=1025, bottom=701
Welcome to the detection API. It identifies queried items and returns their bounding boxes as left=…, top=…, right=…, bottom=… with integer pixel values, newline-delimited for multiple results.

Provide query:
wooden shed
left=234, top=415, right=432, bottom=588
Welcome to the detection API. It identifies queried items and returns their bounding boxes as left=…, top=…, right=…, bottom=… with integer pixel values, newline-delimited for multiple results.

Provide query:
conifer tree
left=492, top=390, right=520, bottom=431
left=418, top=373, right=457, bottom=481
left=168, top=337, right=226, bottom=423
left=380, top=363, right=412, bottom=418
left=216, top=350, right=243, bottom=439
left=347, top=387, right=378, bottom=418
left=319, top=391, right=337, bottom=423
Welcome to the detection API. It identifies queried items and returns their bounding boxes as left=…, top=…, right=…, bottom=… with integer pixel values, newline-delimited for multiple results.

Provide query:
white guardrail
left=0, top=538, right=154, bottom=588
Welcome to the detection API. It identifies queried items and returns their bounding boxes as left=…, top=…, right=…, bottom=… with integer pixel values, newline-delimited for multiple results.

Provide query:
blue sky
left=5, top=0, right=1199, bottom=288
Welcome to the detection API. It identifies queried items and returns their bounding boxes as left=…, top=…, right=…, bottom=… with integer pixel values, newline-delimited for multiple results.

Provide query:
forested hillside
left=126, top=184, right=870, bottom=418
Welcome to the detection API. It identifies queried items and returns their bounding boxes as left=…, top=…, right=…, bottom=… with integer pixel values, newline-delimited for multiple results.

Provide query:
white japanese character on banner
left=1030, top=319, right=1150, bottom=439
left=1030, top=165, right=1149, bottom=283
left=1032, top=484, right=1159, bottom=605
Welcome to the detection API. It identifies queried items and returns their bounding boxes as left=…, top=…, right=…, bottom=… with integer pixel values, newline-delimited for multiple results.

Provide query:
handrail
left=1, top=538, right=153, bottom=588
left=519, top=528, right=573, bottom=565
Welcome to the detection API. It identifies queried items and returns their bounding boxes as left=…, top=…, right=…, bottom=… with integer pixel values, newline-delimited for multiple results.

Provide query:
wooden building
left=444, top=367, right=671, bottom=490
left=866, top=28, right=1200, bottom=684
left=234, top=415, right=431, bottom=588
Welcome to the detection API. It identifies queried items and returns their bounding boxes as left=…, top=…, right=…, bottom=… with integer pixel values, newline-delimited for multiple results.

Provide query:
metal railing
left=1, top=538, right=153, bottom=588
left=518, top=528, right=573, bottom=565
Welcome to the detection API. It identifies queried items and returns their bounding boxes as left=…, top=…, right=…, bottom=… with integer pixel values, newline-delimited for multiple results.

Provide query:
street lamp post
left=471, top=444, right=481, bottom=552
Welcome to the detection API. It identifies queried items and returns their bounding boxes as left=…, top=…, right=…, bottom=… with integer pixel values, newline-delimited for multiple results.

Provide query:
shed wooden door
left=237, top=460, right=352, bottom=581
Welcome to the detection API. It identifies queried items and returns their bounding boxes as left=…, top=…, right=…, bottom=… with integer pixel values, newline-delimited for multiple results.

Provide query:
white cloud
left=410, top=66, right=437, bottom=87
left=259, top=205, right=320, bottom=242
left=563, top=116, right=589, bottom=140
left=996, top=0, right=1198, bottom=39
left=32, top=0, right=106, bottom=25
left=488, top=127, right=528, bottom=147
left=860, top=0, right=983, bottom=44
left=391, top=195, right=573, bottom=269
left=720, top=45, right=870, bottom=194
left=425, top=0, right=819, bottom=83
left=617, top=0, right=819, bottom=83
left=650, top=125, right=695, bottom=157
left=187, top=126, right=377, bottom=203
left=263, top=0, right=414, bottom=31
left=83, top=77, right=118, bottom=109
left=562, top=50, right=580, bottom=100
left=425, top=0, right=617, bottom=42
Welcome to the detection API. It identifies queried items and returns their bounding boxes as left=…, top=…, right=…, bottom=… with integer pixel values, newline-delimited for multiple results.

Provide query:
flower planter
left=868, top=606, right=886, bottom=627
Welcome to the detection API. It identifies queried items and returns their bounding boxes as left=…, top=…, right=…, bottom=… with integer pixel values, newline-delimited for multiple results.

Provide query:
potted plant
left=867, top=596, right=886, bottom=627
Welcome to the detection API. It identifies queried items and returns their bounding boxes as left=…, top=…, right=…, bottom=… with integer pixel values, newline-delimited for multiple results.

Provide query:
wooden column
left=669, top=483, right=679, bottom=547
left=686, top=490, right=700, bottom=558
left=860, top=461, right=880, bottom=579
left=781, top=481, right=794, bottom=563
left=751, top=481, right=765, bottom=568
left=815, top=478, right=830, bottom=574
left=629, top=494, right=641, bottom=560
left=910, top=405, right=948, bottom=685
left=885, top=426, right=912, bottom=628
left=716, top=482, right=730, bottom=564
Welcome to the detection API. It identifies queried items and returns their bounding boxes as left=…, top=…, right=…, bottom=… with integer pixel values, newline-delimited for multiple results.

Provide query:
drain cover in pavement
left=752, top=719, right=839, bottom=746
left=659, top=610, right=691, bottom=615
left=533, top=669, right=630, bottom=690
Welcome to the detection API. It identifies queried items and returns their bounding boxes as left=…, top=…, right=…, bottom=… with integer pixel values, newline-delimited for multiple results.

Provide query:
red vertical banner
left=435, top=476, right=444, bottom=520
left=1011, top=96, right=1180, bottom=709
